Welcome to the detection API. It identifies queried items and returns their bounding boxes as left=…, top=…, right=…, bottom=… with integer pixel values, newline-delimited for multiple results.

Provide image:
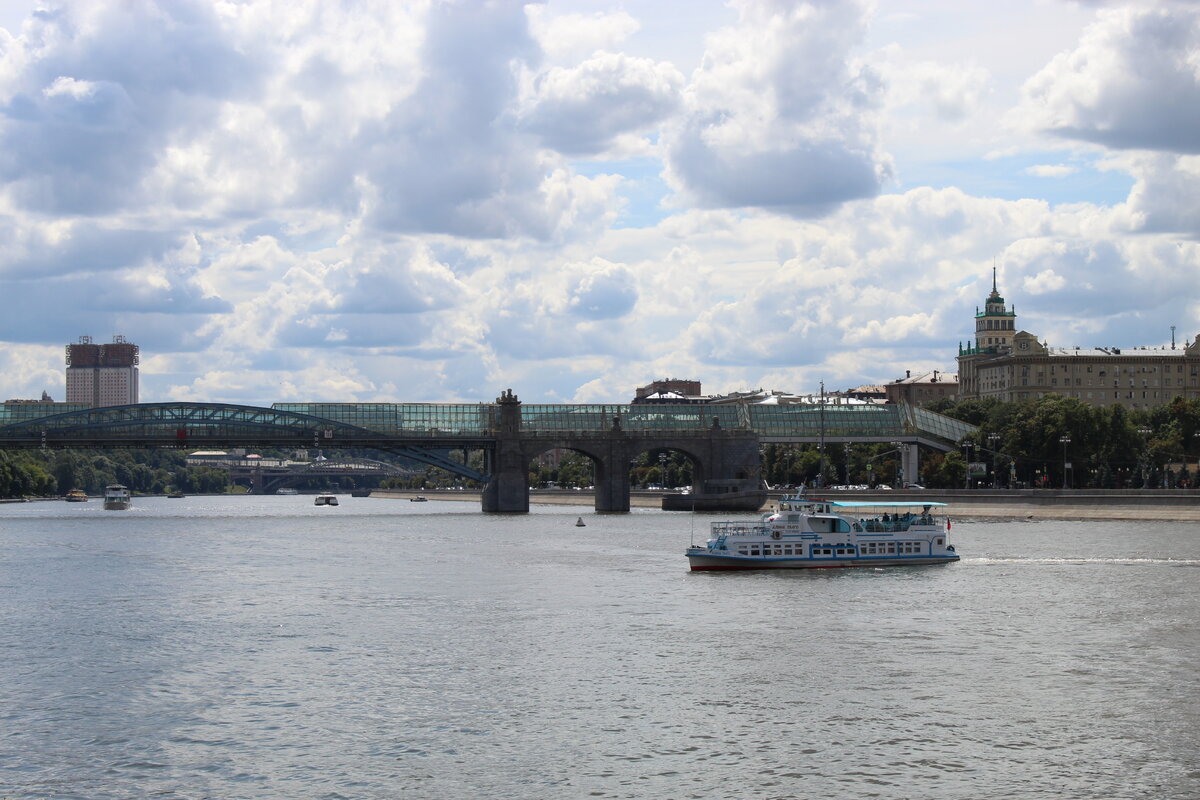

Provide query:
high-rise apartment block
left=65, top=335, right=139, bottom=407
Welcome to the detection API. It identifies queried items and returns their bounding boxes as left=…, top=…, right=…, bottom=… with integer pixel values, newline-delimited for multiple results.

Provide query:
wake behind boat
left=686, top=494, right=959, bottom=571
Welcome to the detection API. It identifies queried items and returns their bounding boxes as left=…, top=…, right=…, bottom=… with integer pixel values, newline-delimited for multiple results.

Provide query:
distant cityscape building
left=884, top=371, right=958, bottom=407
left=844, top=384, right=888, bottom=404
left=65, top=335, right=139, bottom=407
left=632, top=378, right=706, bottom=404
left=956, top=273, right=1200, bottom=409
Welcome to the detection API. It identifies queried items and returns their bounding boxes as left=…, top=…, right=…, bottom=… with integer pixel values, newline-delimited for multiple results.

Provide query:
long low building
left=957, top=273, right=1200, bottom=409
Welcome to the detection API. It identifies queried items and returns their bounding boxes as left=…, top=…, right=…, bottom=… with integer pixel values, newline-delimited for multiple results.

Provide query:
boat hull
left=103, top=499, right=131, bottom=511
left=687, top=553, right=959, bottom=571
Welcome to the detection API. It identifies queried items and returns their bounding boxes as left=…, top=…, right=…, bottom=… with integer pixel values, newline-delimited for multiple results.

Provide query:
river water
left=1, top=495, right=1197, bottom=799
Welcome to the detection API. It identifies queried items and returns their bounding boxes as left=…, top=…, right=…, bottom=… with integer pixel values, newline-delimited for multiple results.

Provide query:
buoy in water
left=575, top=516, right=586, bottom=527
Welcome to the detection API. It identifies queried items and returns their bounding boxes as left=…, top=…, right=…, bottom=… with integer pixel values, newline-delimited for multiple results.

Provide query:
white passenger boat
left=314, top=493, right=339, bottom=506
left=102, top=484, right=132, bottom=511
left=685, top=495, right=959, bottom=571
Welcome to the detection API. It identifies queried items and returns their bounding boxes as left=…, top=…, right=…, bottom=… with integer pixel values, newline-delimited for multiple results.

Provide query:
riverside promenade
left=371, top=489, right=1200, bottom=521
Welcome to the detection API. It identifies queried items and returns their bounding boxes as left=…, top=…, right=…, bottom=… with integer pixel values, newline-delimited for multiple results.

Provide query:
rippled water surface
left=1, top=495, right=1198, bottom=799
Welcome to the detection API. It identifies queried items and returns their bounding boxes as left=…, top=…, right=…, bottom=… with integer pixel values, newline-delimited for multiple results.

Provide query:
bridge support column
left=481, top=390, right=529, bottom=513
left=593, top=435, right=631, bottom=512
left=903, top=445, right=920, bottom=486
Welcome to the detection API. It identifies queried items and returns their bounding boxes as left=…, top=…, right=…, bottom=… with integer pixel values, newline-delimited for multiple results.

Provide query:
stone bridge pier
left=481, top=392, right=762, bottom=513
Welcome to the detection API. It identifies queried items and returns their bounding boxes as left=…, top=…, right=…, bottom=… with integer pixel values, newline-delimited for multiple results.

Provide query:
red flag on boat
left=947, top=518, right=952, bottom=530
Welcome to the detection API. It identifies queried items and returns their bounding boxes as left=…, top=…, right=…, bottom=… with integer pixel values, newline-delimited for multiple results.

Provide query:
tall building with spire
left=956, top=275, right=1200, bottom=409
left=65, top=335, right=139, bottom=407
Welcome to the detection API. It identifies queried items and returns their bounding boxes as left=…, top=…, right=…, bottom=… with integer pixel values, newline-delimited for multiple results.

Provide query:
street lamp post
left=1137, top=427, right=1152, bottom=488
left=817, top=381, right=826, bottom=488
left=1059, top=435, right=1071, bottom=489
left=890, top=441, right=905, bottom=488
left=987, top=433, right=1000, bottom=488
left=962, top=442, right=973, bottom=489
left=658, top=452, right=668, bottom=491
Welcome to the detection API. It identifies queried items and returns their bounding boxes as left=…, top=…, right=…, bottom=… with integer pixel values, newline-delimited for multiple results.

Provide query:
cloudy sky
left=1, top=0, right=1198, bottom=406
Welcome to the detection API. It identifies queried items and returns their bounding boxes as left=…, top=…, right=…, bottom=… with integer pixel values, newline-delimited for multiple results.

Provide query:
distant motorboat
left=314, top=493, right=339, bottom=506
left=65, top=489, right=89, bottom=503
left=410, top=495, right=428, bottom=502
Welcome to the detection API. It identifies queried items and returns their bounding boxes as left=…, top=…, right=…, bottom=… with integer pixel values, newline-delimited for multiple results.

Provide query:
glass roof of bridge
left=0, top=402, right=89, bottom=425
left=272, top=402, right=974, bottom=445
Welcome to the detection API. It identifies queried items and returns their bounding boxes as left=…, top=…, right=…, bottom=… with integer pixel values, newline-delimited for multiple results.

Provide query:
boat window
left=935, top=538, right=943, bottom=545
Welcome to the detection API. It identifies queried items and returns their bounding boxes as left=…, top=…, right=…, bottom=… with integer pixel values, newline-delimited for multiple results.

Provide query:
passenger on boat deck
left=883, top=513, right=890, bottom=522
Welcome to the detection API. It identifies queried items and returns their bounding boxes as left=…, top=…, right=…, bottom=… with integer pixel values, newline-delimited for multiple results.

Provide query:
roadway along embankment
left=369, top=488, right=1200, bottom=520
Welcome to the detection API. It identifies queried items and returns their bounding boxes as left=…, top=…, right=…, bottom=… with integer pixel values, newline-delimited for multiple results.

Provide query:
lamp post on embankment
left=1059, top=435, right=1071, bottom=489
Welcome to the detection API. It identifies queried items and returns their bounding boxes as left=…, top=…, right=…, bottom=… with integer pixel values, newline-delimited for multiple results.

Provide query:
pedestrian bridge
left=0, top=395, right=976, bottom=511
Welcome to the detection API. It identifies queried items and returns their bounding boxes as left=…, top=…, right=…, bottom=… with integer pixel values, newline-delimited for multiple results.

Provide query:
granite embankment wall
left=371, top=489, right=1200, bottom=521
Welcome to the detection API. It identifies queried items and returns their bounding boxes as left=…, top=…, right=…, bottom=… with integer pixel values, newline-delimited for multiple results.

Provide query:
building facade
left=632, top=378, right=706, bottom=404
left=956, top=277, right=1200, bottom=409
left=884, top=371, right=958, bottom=406
left=65, top=335, right=139, bottom=407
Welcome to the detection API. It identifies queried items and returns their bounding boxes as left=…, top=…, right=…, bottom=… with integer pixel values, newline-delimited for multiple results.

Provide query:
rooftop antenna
left=1171, top=325, right=1177, bottom=349
left=992, top=259, right=997, bottom=292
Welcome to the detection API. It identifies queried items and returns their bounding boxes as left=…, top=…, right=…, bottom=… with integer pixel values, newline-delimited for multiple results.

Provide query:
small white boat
left=103, top=484, right=131, bottom=511
left=410, top=495, right=428, bottom=502
left=314, top=493, right=339, bottom=506
left=685, top=494, right=959, bottom=571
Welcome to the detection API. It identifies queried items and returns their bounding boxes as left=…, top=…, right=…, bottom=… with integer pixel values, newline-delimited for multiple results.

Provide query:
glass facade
left=747, top=404, right=908, bottom=438
left=908, top=405, right=977, bottom=444
left=273, top=403, right=493, bottom=436
left=0, top=402, right=90, bottom=426
left=1, top=401, right=975, bottom=448
left=521, top=404, right=741, bottom=432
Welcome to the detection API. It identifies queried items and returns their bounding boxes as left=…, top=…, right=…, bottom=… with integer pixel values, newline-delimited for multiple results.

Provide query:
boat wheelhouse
left=103, top=484, right=131, bottom=511
left=686, top=495, right=959, bottom=571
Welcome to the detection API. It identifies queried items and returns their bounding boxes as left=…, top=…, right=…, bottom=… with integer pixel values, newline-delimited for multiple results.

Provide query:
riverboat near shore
left=685, top=495, right=959, bottom=571
left=103, top=484, right=131, bottom=511
left=64, top=488, right=88, bottom=502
